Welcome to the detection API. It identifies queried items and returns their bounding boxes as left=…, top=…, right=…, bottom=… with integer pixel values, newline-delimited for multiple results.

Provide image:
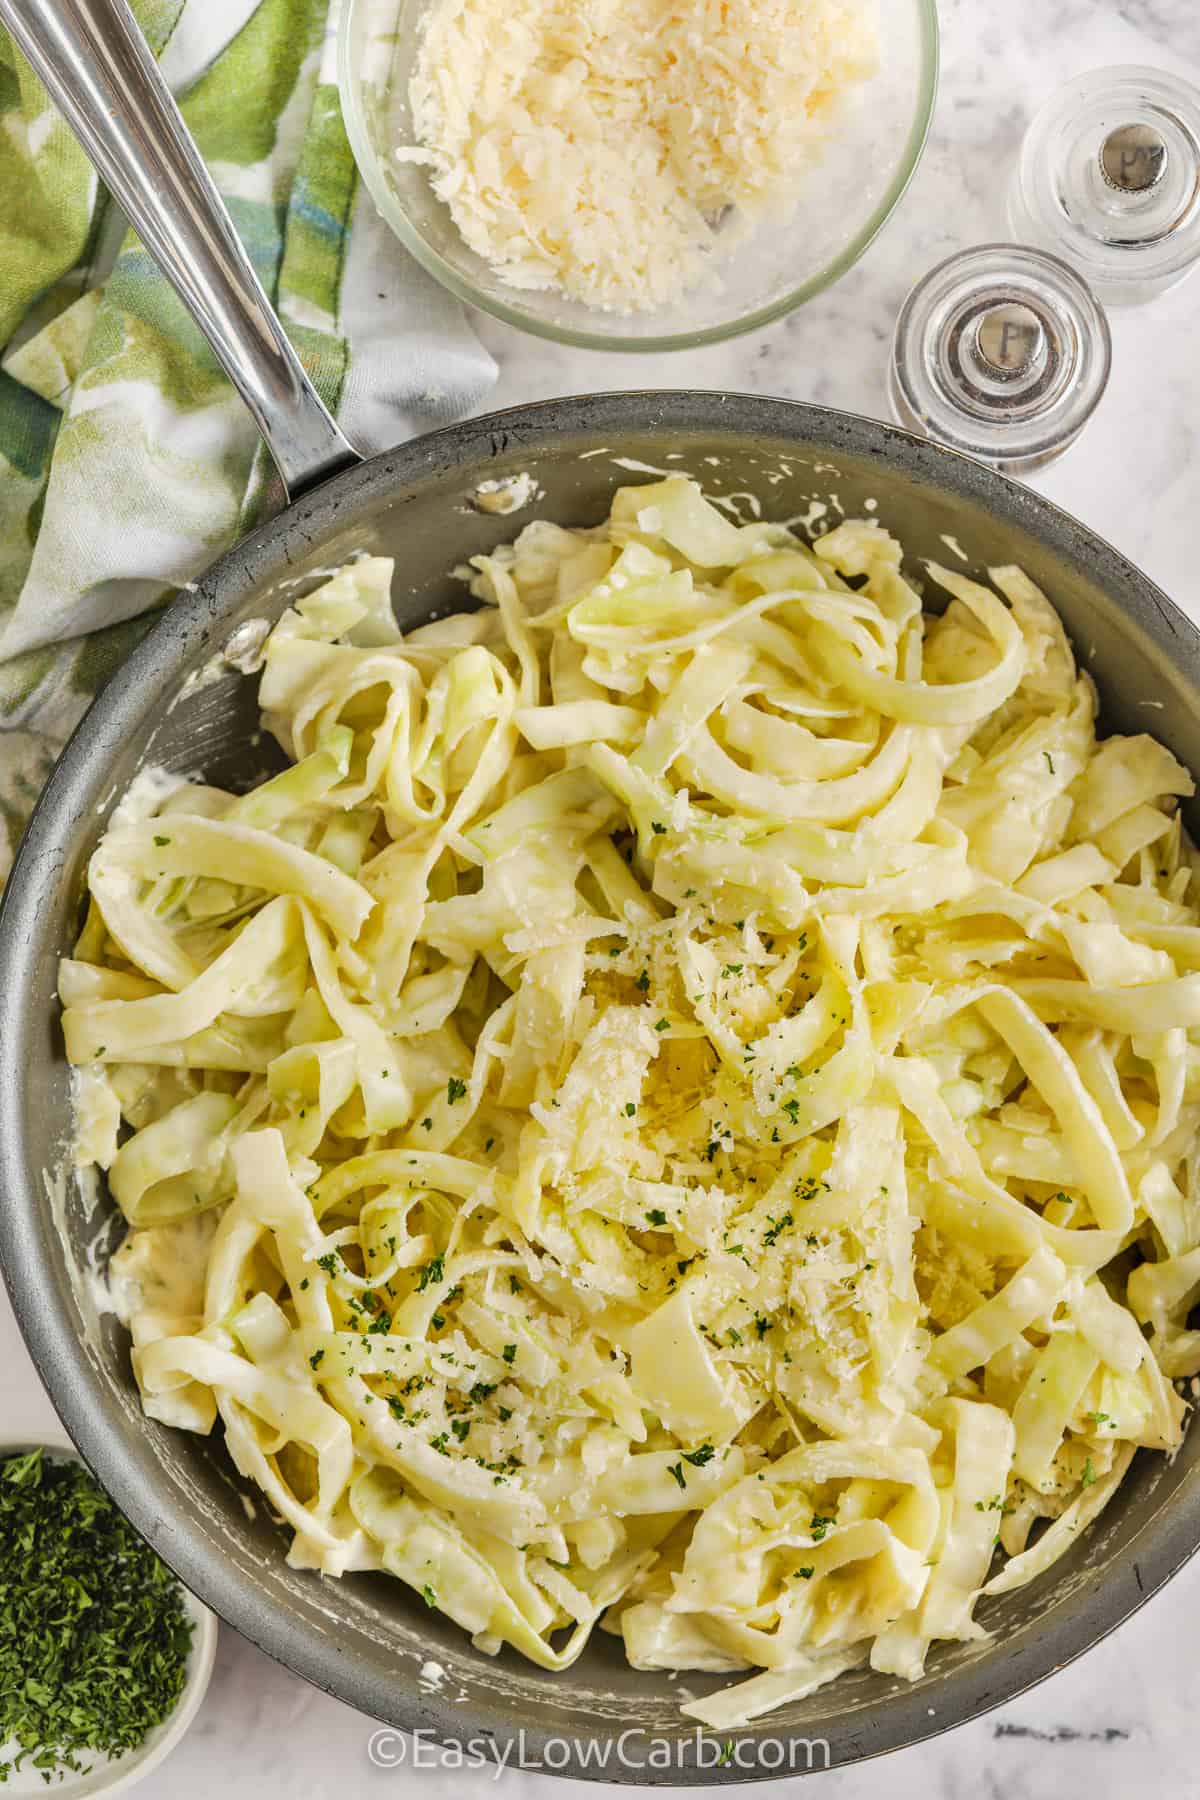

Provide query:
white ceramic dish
left=0, top=1436, right=218, bottom=1799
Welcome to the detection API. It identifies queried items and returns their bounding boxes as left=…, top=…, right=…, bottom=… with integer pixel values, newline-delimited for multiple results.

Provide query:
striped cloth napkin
left=0, top=0, right=496, bottom=877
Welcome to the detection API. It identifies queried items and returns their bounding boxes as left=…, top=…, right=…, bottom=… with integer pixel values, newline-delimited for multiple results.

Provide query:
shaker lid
left=1099, top=119, right=1170, bottom=193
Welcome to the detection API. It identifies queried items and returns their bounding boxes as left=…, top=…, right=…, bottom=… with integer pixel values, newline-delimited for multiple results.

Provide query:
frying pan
left=2, top=0, right=1200, bottom=1782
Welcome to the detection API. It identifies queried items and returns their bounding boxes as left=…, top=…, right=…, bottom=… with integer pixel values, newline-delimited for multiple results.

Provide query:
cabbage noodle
left=65, top=477, right=1200, bottom=1726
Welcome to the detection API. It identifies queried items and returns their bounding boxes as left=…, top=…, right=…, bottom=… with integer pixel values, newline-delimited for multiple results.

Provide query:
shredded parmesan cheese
left=403, top=0, right=878, bottom=313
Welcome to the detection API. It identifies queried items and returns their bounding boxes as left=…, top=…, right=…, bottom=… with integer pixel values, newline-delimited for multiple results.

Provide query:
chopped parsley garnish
left=645, top=1208, right=668, bottom=1226
left=635, top=970, right=651, bottom=993
left=651, top=820, right=667, bottom=835
left=0, top=1450, right=194, bottom=1782
left=682, top=1445, right=715, bottom=1467
left=503, top=1343, right=517, bottom=1364
left=763, top=1211, right=793, bottom=1247
left=667, top=1462, right=687, bottom=1491
left=447, top=1076, right=468, bottom=1104
left=422, top=1584, right=437, bottom=1607
left=309, top=1349, right=325, bottom=1369
left=418, top=1253, right=445, bottom=1292
left=809, top=1513, right=835, bottom=1542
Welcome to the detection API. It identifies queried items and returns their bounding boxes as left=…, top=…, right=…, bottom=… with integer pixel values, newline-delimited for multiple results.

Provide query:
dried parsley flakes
left=0, top=1449, right=194, bottom=1782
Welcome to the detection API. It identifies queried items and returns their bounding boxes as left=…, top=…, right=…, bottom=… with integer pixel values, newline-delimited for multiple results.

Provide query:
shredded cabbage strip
left=67, top=484, right=1199, bottom=1728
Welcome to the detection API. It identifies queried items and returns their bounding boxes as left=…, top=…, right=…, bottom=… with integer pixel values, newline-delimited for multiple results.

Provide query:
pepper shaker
left=888, top=244, right=1111, bottom=473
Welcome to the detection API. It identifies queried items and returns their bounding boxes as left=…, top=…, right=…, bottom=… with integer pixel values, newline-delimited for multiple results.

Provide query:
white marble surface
left=5, top=0, right=1200, bottom=1794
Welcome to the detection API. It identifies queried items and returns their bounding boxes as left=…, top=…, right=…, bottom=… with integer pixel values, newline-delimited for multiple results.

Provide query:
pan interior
left=6, top=402, right=1200, bottom=1781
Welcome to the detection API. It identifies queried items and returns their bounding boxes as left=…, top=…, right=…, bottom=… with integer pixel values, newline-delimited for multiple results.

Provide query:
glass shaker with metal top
left=889, top=244, right=1112, bottom=473
left=1008, top=66, right=1200, bottom=306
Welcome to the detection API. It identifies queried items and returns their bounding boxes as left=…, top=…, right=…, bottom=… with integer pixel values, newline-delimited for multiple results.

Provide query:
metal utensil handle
left=0, top=0, right=361, bottom=496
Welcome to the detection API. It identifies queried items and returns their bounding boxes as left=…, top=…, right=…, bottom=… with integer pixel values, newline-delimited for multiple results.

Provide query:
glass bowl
left=337, top=0, right=939, bottom=351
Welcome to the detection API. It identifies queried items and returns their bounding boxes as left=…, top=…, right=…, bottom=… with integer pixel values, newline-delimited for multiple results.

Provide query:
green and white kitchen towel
left=0, top=0, right=496, bottom=877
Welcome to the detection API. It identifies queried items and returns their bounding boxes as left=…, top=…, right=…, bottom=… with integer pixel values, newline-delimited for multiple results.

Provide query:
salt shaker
left=1008, top=66, right=1200, bottom=306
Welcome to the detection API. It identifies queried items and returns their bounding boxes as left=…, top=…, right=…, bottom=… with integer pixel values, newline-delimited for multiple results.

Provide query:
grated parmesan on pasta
left=400, top=0, right=878, bottom=313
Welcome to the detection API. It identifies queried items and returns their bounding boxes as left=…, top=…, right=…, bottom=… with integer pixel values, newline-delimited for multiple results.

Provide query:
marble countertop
left=5, top=0, right=1200, bottom=1794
